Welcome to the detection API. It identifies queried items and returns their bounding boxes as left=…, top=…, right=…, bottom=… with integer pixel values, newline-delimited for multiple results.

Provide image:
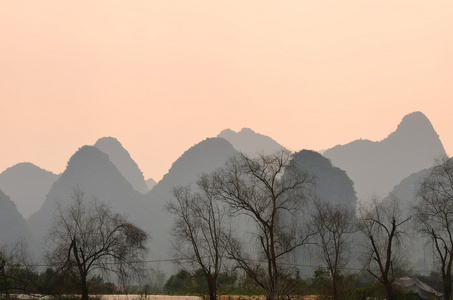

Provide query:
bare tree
left=414, top=156, right=453, bottom=300
left=167, top=174, right=229, bottom=300
left=45, top=188, right=148, bottom=300
left=312, top=200, right=356, bottom=300
left=211, top=151, right=316, bottom=300
left=358, top=197, right=410, bottom=300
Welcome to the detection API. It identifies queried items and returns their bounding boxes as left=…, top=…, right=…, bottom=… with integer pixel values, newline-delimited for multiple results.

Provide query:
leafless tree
left=45, top=187, right=148, bottom=300
left=358, top=196, right=410, bottom=300
left=167, top=174, right=230, bottom=300
left=414, top=156, right=453, bottom=300
left=211, top=151, right=316, bottom=300
left=312, top=200, right=356, bottom=300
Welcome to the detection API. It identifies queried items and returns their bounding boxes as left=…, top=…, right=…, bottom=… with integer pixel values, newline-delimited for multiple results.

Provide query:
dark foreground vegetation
left=1, top=263, right=433, bottom=300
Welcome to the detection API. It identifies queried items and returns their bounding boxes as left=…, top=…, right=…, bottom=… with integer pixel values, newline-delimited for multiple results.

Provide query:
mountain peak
left=323, top=111, right=445, bottom=201
left=94, top=137, right=148, bottom=194
left=394, top=111, right=435, bottom=136
left=0, top=162, right=58, bottom=218
left=28, top=144, right=144, bottom=242
left=386, top=112, right=443, bottom=147
left=239, top=127, right=256, bottom=134
left=94, top=136, right=122, bottom=148
left=217, top=128, right=287, bottom=154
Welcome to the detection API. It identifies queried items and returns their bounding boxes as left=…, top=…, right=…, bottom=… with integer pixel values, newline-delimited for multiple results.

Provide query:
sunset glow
left=1, top=0, right=452, bottom=181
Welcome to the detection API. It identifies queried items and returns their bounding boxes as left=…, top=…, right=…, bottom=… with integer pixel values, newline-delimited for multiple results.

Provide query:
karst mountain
left=94, top=137, right=149, bottom=194
left=0, top=162, right=59, bottom=218
left=27, top=146, right=146, bottom=244
left=218, top=127, right=287, bottom=155
left=323, top=111, right=445, bottom=201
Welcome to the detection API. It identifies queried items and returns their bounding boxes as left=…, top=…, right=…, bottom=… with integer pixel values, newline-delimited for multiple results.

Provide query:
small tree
left=212, top=151, right=316, bottom=300
left=45, top=188, right=148, bottom=300
left=0, top=241, right=36, bottom=299
left=312, top=200, right=356, bottom=300
left=167, top=174, right=229, bottom=300
left=358, top=197, right=410, bottom=300
left=414, top=156, right=453, bottom=300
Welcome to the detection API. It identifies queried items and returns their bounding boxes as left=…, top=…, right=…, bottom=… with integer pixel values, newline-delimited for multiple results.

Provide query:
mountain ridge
left=324, top=111, right=445, bottom=201
left=0, top=162, right=59, bottom=219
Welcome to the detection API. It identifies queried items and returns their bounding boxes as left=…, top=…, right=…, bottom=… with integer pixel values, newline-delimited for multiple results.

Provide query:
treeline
left=0, top=264, right=120, bottom=298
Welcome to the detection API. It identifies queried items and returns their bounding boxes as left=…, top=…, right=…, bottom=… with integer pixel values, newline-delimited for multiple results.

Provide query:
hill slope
left=144, top=138, right=238, bottom=264
left=323, top=112, right=445, bottom=201
left=27, top=146, right=146, bottom=244
left=290, top=150, right=357, bottom=211
left=0, top=163, right=59, bottom=218
left=94, top=137, right=148, bottom=194
left=0, top=188, right=34, bottom=247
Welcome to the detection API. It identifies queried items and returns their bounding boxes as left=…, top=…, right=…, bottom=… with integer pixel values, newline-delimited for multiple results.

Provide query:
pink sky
left=1, top=1, right=452, bottom=181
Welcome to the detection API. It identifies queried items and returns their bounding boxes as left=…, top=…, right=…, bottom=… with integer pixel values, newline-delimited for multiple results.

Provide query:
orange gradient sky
left=1, top=1, right=452, bottom=181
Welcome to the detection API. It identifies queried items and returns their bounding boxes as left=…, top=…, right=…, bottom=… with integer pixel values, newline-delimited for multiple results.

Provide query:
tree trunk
left=332, top=273, right=338, bottom=300
left=81, top=277, right=89, bottom=300
left=207, top=276, right=216, bottom=300
left=443, top=273, right=452, bottom=300
left=384, top=281, right=395, bottom=300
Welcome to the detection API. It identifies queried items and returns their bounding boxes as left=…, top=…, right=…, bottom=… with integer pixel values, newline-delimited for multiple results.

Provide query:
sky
left=1, top=1, right=452, bottom=181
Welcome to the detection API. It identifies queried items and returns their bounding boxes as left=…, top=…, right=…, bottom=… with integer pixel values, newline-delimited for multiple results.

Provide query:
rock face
left=94, top=137, right=148, bottom=194
left=27, top=146, right=146, bottom=244
left=218, top=128, right=287, bottom=155
left=0, top=188, right=34, bottom=247
left=144, top=138, right=238, bottom=263
left=323, top=112, right=445, bottom=201
left=289, top=150, right=357, bottom=211
left=0, top=163, right=59, bottom=219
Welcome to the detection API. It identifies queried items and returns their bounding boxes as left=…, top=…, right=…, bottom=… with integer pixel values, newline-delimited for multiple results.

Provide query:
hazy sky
left=1, top=1, right=452, bottom=181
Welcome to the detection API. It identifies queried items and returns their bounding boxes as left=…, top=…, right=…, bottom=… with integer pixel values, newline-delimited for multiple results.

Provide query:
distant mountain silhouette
left=0, top=188, right=34, bottom=247
left=94, top=137, right=148, bottom=194
left=27, top=146, right=146, bottom=244
left=382, top=167, right=430, bottom=216
left=0, top=163, right=59, bottom=219
left=218, top=128, right=287, bottom=155
left=145, top=178, right=157, bottom=191
left=289, top=150, right=357, bottom=211
left=144, top=138, right=238, bottom=263
left=323, top=112, right=445, bottom=201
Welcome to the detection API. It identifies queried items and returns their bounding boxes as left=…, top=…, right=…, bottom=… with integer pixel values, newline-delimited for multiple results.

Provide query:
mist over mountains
left=94, top=137, right=149, bottom=194
left=144, top=137, right=239, bottom=263
left=27, top=146, right=146, bottom=244
left=0, top=188, right=34, bottom=248
left=0, top=162, right=59, bottom=218
left=0, top=111, right=447, bottom=276
left=324, top=111, right=445, bottom=201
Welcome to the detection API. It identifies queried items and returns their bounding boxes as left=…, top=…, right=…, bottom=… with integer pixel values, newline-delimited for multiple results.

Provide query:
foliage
left=0, top=241, right=37, bottom=298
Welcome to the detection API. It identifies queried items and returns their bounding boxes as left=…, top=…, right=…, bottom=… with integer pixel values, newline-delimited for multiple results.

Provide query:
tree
left=211, top=151, right=316, bottom=300
left=414, top=156, right=453, bottom=300
left=0, top=241, right=36, bottom=299
left=167, top=174, right=229, bottom=300
left=45, top=188, right=148, bottom=300
left=358, top=197, right=410, bottom=300
left=312, top=200, right=356, bottom=300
